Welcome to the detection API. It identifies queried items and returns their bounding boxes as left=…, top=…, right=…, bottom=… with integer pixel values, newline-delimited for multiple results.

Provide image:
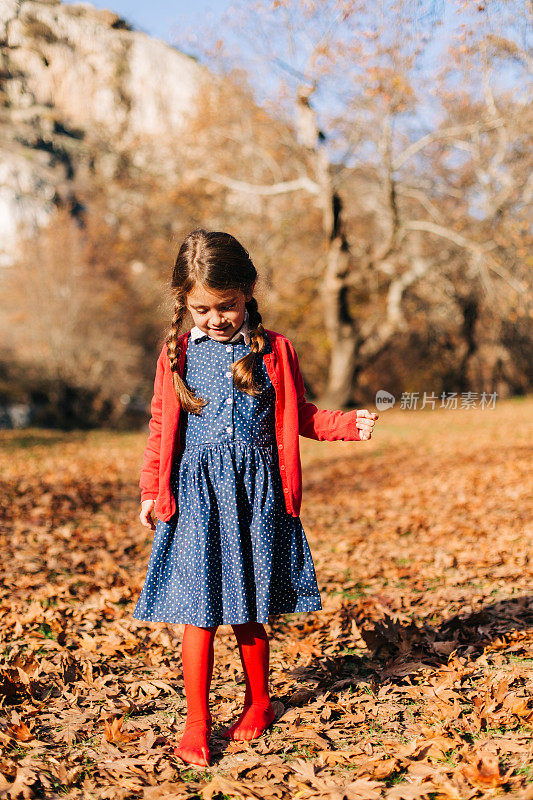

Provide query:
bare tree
left=174, top=0, right=531, bottom=404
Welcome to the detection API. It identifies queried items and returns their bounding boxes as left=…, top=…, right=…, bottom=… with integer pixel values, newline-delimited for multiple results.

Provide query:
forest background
left=0, top=0, right=530, bottom=427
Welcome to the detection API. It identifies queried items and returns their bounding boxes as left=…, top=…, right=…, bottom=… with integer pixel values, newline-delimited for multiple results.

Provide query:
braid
left=166, top=297, right=209, bottom=414
left=246, top=297, right=267, bottom=355
left=166, top=297, right=187, bottom=373
left=232, top=297, right=268, bottom=397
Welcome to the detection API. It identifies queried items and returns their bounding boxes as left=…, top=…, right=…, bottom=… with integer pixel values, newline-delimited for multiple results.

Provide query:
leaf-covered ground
left=1, top=397, right=532, bottom=800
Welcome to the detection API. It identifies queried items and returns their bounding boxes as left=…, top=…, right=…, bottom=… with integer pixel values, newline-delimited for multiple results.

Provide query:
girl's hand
left=140, top=499, right=156, bottom=530
left=356, top=410, right=379, bottom=441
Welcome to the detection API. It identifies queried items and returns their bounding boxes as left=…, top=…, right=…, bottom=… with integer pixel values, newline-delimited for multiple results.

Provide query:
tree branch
left=402, top=220, right=524, bottom=293
left=393, top=118, right=508, bottom=171
left=192, top=170, right=320, bottom=196
left=357, top=256, right=434, bottom=360
left=402, top=219, right=492, bottom=251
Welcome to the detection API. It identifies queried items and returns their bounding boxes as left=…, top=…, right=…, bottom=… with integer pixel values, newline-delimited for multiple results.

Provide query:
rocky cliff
left=0, top=0, right=210, bottom=264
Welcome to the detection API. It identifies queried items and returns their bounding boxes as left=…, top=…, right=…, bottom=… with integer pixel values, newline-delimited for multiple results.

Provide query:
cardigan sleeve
left=139, top=345, right=166, bottom=501
left=288, top=340, right=361, bottom=442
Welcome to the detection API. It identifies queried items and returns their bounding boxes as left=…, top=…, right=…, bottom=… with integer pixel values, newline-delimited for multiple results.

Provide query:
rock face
left=0, top=0, right=209, bottom=263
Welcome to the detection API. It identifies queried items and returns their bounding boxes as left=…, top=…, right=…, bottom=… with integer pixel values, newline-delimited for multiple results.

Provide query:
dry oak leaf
left=317, top=749, right=355, bottom=766
left=342, top=778, right=383, bottom=800
left=344, top=709, right=366, bottom=724
left=405, top=763, right=440, bottom=781
left=103, top=714, right=142, bottom=744
left=6, top=721, right=33, bottom=743
left=372, top=757, right=401, bottom=779
left=201, top=775, right=262, bottom=800
left=289, top=687, right=316, bottom=706
left=461, top=751, right=511, bottom=788
left=432, top=641, right=457, bottom=656
left=503, top=693, right=533, bottom=720
left=291, top=725, right=331, bottom=748
left=141, top=780, right=191, bottom=799
left=399, top=734, right=459, bottom=762
left=291, top=759, right=380, bottom=800
left=0, top=766, right=40, bottom=799
left=52, top=763, right=85, bottom=787
left=385, top=783, right=440, bottom=800
left=424, top=776, right=474, bottom=800
left=271, top=699, right=285, bottom=718
left=290, top=757, right=317, bottom=782
left=52, top=721, right=84, bottom=746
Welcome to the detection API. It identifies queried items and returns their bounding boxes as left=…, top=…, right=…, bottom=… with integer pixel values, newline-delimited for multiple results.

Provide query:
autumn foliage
left=0, top=398, right=531, bottom=798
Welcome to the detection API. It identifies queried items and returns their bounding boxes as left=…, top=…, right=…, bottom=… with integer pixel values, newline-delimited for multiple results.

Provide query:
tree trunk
left=319, top=200, right=361, bottom=407
left=297, top=86, right=360, bottom=408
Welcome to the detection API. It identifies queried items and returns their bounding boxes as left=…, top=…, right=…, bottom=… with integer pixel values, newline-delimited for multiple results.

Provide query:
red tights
left=173, top=621, right=275, bottom=767
left=173, top=623, right=216, bottom=767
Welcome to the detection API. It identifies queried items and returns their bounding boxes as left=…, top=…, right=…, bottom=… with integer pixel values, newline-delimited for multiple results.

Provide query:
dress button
left=284, top=487, right=289, bottom=493
left=280, top=464, right=285, bottom=470
left=278, top=444, right=283, bottom=449
left=225, top=371, right=231, bottom=378
left=226, top=426, right=232, bottom=433
left=226, top=345, right=232, bottom=351
left=226, top=397, right=232, bottom=404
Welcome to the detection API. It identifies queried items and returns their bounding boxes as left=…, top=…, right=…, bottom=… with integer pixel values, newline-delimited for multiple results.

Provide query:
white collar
left=190, top=307, right=251, bottom=344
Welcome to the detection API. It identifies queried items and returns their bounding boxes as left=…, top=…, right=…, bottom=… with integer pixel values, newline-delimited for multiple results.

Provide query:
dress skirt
left=132, top=330, right=322, bottom=627
left=132, top=440, right=322, bottom=626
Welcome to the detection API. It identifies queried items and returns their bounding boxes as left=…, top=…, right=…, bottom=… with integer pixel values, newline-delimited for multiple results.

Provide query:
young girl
left=132, top=228, right=378, bottom=768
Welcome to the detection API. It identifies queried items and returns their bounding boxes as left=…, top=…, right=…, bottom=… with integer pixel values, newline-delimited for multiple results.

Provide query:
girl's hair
left=166, top=228, right=268, bottom=414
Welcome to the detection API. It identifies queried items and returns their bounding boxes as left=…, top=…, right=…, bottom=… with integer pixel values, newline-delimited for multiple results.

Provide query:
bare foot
left=222, top=701, right=276, bottom=741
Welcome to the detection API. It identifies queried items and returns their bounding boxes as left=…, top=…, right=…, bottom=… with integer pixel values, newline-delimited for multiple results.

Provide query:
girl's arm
left=139, top=346, right=165, bottom=502
left=287, top=340, right=375, bottom=441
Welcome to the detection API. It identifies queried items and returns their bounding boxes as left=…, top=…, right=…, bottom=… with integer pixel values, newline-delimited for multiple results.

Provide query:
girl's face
left=186, top=282, right=255, bottom=341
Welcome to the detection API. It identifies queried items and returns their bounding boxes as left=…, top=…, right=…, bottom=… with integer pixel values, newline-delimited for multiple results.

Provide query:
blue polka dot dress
left=132, top=328, right=322, bottom=626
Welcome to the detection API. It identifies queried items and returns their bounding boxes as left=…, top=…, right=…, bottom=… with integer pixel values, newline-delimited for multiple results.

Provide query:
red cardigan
left=139, top=328, right=362, bottom=521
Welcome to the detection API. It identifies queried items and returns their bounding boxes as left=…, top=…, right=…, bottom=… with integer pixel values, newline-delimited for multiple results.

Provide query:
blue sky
left=87, top=0, right=231, bottom=44
left=84, top=0, right=523, bottom=141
